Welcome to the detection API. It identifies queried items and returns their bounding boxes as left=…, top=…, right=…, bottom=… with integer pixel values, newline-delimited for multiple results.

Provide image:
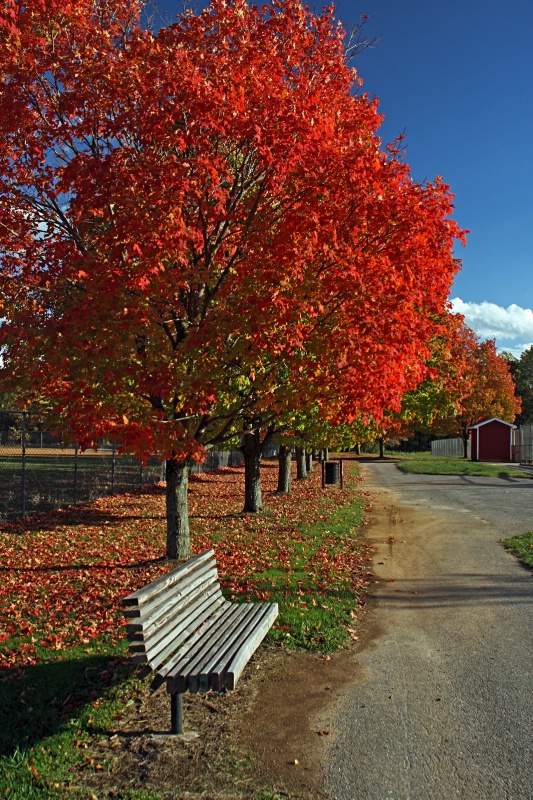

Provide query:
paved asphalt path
left=326, top=460, right=533, bottom=800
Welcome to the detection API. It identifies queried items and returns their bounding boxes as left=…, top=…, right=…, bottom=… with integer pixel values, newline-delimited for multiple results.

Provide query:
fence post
left=111, top=442, right=116, bottom=494
left=21, top=411, right=27, bottom=519
left=73, top=445, right=78, bottom=504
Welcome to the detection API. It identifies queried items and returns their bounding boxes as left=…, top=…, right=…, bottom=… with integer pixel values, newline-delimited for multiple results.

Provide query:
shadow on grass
left=1, top=467, right=251, bottom=534
left=0, top=507, right=164, bottom=535
left=0, top=556, right=168, bottom=574
left=0, top=653, right=133, bottom=758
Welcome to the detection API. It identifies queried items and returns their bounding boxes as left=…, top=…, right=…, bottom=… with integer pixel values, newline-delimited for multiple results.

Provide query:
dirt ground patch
left=78, top=640, right=371, bottom=800
left=237, top=646, right=369, bottom=798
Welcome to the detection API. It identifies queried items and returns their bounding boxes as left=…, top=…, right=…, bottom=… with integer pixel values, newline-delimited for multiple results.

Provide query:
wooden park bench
left=122, top=549, right=278, bottom=734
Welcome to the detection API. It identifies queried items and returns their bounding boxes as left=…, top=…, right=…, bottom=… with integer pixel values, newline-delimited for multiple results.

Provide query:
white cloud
left=500, top=344, right=533, bottom=358
left=450, top=298, right=533, bottom=355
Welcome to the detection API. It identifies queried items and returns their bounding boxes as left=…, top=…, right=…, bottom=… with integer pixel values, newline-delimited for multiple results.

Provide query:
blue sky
left=331, top=0, right=533, bottom=355
left=156, top=1, right=533, bottom=355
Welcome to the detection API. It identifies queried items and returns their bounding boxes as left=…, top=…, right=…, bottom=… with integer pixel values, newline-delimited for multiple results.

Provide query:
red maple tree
left=0, top=0, right=465, bottom=557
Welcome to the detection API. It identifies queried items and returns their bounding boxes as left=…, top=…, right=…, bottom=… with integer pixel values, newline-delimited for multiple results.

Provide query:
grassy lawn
left=0, top=459, right=371, bottom=799
left=501, top=531, right=533, bottom=568
left=389, top=452, right=533, bottom=480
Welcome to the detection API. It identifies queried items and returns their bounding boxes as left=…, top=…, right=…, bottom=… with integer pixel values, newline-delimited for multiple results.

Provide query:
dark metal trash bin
left=324, top=461, right=339, bottom=484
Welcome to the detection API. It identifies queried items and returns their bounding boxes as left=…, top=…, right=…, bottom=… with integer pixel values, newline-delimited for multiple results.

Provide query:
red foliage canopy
left=0, top=0, right=465, bottom=461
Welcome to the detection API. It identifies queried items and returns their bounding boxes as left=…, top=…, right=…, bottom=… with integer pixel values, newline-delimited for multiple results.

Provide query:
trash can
left=324, top=461, right=339, bottom=485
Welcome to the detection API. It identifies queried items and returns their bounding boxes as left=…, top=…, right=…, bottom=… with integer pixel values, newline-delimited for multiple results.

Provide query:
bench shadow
left=0, top=654, right=135, bottom=758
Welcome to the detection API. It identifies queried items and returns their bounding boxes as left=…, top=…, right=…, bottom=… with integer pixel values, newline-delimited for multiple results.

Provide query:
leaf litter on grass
left=1, top=459, right=373, bottom=670
left=0, top=458, right=373, bottom=798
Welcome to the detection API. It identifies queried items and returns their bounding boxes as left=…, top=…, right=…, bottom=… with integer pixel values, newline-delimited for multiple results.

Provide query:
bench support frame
left=171, top=692, right=183, bottom=735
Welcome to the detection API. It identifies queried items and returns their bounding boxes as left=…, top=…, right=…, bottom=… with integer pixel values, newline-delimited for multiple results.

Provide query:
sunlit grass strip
left=501, top=531, right=533, bottom=568
left=393, top=454, right=533, bottom=480
left=222, top=496, right=371, bottom=652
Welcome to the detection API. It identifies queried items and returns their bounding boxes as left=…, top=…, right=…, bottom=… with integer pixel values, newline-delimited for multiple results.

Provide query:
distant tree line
left=504, top=347, right=533, bottom=426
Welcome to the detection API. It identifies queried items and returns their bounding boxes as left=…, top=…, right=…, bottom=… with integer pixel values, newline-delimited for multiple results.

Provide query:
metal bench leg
left=170, top=692, right=183, bottom=734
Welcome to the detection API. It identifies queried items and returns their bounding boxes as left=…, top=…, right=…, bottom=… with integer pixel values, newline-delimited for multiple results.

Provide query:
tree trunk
left=277, top=445, right=292, bottom=493
left=242, top=428, right=263, bottom=512
left=305, top=450, right=313, bottom=473
left=378, top=438, right=384, bottom=458
left=462, top=430, right=470, bottom=459
left=296, top=446, right=307, bottom=480
left=324, top=447, right=329, bottom=462
left=355, top=443, right=361, bottom=455
left=165, top=457, right=191, bottom=560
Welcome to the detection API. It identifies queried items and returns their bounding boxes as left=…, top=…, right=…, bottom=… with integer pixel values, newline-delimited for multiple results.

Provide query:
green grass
left=501, top=531, right=533, bottom=568
left=390, top=452, right=533, bottom=480
left=248, top=500, right=367, bottom=652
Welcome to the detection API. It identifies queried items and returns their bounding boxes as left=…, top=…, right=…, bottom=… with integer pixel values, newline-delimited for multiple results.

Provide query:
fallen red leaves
left=0, top=460, right=370, bottom=668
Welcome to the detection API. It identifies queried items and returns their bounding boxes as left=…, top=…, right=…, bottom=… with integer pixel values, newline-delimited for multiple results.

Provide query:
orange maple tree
left=0, top=0, right=465, bottom=557
left=400, top=315, right=521, bottom=455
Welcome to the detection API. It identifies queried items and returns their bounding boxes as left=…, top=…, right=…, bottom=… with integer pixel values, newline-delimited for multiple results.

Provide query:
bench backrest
left=122, top=549, right=226, bottom=670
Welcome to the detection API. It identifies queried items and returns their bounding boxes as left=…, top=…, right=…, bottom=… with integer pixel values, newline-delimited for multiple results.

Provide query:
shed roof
left=467, top=417, right=517, bottom=431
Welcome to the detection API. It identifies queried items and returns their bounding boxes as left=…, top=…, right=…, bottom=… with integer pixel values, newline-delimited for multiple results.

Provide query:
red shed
left=468, top=418, right=517, bottom=462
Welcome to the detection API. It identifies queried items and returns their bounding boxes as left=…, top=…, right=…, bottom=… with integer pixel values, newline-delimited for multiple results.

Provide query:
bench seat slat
left=193, top=605, right=265, bottom=692
left=133, top=588, right=226, bottom=668
left=224, top=603, right=279, bottom=690
left=170, top=603, right=266, bottom=694
left=207, top=604, right=276, bottom=692
left=150, top=601, right=238, bottom=690
left=165, top=603, right=254, bottom=694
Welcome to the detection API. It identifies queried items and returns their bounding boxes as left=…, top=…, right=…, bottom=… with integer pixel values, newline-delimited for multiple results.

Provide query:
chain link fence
left=0, top=410, right=244, bottom=521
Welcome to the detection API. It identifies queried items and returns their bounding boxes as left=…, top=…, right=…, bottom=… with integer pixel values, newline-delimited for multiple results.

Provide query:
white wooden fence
left=513, top=424, right=533, bottom=464
left=431, top=437, right=470, bottom=458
